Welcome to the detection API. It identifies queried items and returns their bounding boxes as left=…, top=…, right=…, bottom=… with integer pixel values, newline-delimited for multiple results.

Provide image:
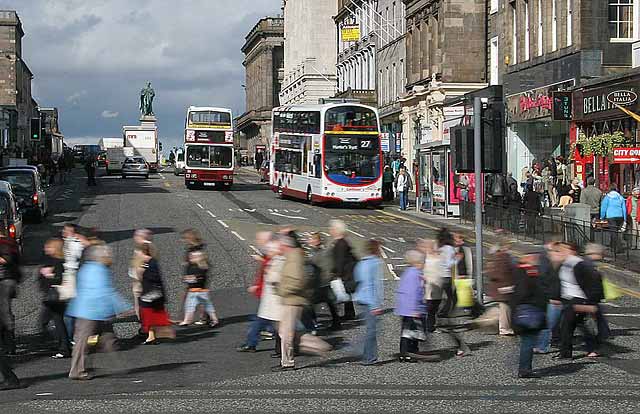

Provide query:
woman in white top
left=437, top=228, right=457, bottom=317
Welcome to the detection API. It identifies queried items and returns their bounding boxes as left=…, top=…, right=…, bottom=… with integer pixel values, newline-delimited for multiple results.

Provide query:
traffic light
left=30, top=118, right=41, bottom=141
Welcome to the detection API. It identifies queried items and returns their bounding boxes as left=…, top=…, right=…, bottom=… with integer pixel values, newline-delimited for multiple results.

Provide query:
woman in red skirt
left=139, top=242, right=175, bottom=344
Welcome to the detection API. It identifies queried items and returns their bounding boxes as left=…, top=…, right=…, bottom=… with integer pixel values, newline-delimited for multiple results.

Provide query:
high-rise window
left=490, top=36, right=499, bottom=85
left=537, top=0, right=543, bottom=56
left=512, top=2, right=517, bottom=64
left=524, top=0, right=530, bottom=60
left=490, top=0, right=498, bottom=14
left=567, top=0, right=573, bottom=46
left=552, top=0, right=557, bottom=51
left=609, top=0, right=635, bottom=40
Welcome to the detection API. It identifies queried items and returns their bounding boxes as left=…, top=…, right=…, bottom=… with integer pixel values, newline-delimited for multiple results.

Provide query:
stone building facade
left=335, top=0, right=377, bottom=106
left=399, top=0, right=487, bottom=186
left=280, top=0, right=338, bottom=105
left=490, top=0, right=635, bottom=184
left=376, top=0, right=407, bottom=155
left=0, top=10, right=38, bottom=161
left=236, top=16, right=284, bottom=164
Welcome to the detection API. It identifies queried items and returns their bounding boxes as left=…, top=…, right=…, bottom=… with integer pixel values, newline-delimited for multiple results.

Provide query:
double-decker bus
left=270, top=103, right=382, bottom=205
left=183, top=106, right=234, bottom=190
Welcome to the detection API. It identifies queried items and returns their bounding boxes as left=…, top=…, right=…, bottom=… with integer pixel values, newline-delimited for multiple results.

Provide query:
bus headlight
left=191, top=174, right=197, bottom=179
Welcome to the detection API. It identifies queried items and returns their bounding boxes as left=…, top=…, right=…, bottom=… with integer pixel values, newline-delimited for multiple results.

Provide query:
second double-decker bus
left=270, top=103, right=382, bottom=205
left=183, top=106, right=234, bottom=190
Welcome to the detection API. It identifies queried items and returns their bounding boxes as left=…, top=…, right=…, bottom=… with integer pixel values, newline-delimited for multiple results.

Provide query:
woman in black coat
left=138, top=243, right=174, bottom=344
left=510, top=255, right=547, bottom=378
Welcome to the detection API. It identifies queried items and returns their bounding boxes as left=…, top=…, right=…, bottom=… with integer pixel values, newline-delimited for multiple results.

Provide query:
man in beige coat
left=274, top=235, right=330, bottom=371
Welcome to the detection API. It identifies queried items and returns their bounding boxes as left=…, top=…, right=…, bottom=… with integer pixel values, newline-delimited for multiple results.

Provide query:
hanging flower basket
left=571, top=131, right=629, bottom=159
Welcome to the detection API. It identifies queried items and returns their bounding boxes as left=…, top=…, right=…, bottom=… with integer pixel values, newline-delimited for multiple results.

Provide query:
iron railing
left=459, top=200, right=640, bottom=272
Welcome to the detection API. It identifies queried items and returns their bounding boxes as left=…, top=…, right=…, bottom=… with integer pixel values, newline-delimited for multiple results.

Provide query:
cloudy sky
left=0, top=0, right=282, bottom=150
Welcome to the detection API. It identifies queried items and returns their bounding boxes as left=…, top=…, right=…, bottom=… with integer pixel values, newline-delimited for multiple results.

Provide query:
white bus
left=183, top=106, right=234, bottom=190
left=270, top=103, right=382, bottom=205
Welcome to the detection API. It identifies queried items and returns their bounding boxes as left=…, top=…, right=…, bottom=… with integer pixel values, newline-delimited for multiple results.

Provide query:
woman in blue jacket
left=600, top=183, right=627, bottom=252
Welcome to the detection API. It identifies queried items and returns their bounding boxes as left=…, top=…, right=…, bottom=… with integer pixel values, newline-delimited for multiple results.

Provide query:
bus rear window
left=325, top=106, right=378, bottom=132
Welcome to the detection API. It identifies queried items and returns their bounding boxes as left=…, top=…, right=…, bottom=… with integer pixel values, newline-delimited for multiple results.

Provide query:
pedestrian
left=237, top=233, right=278, bottom=352
left=568, top=178, right=582, bottom=204
left=179, top=250, right=219, bottom=327
left=84, top=155, right=97, bottom=187
left=0, top=353, right=20, bottom=390
left=306, top=232, right=340, bottom=331
left=420, top=239, right=443, bottom=333
left=436, top=228, right=457, bottom=318
left=273, top=234, right=331, bottom=372
left=382, top=166, right=394, bottom=201
left=522, top=184, right=542, bottom=236
left=583, top=243, right=610, bottom=346
left=329, top=219, right=358, bottom=321
left=394, top=250, right=426, bottom=362
left=138, top=242, right=175, bottom=344
left=554, top=242, right=602, bottom=360
left=534, top=241, right=563, bottom=354
left=580, top=177, right=603, bottom=222
left=394, top=166, right=413, bottom=211
left=66, top=245, right=131, bottom=380
left=511, top=254, right=547, bottom=379
left=256, top=240, right=286, bottom=357
left=130, top=229, right=152, bottom=320
left=600, top=183, right=627, bottom=252
left=0, top=228, right=21, bottom=356
left=180, top=229, right=208, bottom=323
left=353, top=240, right=384, bottom=365
left=487, top=244, right=515, bottom=336
left=626, top=187, right=640, bottom=234
left=39, top=238, right=72, bottom=359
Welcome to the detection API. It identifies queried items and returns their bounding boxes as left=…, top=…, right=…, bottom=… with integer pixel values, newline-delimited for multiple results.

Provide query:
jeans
left=438, top=279, right=456, bottom=317
left=0, top=279, right=17, bottom=354
left=519, top=331, right=538, bottom=374
left=45, top=302, right=72, bottom=356
left=246, top=316, right=274, bottom=348
left=535, top=302, right=562, bottom=352
left=399, top=190, right=408, bottom=210
left=559, top=302, right=597, bottom=358
left=358, top=305, right=378, bottom=363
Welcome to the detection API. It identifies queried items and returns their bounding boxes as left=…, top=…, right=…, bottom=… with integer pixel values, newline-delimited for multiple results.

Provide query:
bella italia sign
left=576, top=80, right=640, bottom=121
left=584, top=90, right=638, bottom=115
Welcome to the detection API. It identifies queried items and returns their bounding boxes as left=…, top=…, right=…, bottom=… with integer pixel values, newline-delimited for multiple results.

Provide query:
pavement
left=2, top=166, right=640, bottom=413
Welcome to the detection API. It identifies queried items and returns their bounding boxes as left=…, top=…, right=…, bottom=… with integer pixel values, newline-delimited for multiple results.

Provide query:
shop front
left=573, top=73, right=640, bottom=193
left=505, top=80, right=575, bottom=186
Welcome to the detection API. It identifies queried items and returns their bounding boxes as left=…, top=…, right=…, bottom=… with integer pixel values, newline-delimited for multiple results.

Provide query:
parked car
left=105, top=147, right=126, bottom=175
left=0, top=181, right=24, bottom=254
left=0, top=168, right=47, bottom=222
left=174, top=150, right=185, bottom=176
left=122, top=157, right=150, bottom=179
left=97, top=151, right=107, bottom=167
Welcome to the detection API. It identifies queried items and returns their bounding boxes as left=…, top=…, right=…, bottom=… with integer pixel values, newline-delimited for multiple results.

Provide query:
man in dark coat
left=329, top=220, right=357, bottom=320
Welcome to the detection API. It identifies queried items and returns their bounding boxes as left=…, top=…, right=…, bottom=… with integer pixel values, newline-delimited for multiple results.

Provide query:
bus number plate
left=204, top=182, right=216, bottom=187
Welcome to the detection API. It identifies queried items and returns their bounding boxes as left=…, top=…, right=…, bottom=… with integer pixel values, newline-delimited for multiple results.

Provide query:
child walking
left=179, top=251, right=219, bottom=327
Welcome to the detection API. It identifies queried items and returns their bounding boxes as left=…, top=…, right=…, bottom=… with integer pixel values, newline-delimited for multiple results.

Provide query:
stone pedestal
left=140, top=115, right=157, bottom=128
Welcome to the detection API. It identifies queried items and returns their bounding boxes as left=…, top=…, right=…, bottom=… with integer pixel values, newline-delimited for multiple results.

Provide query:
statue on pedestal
left=140, top=82, right=155, bottom=116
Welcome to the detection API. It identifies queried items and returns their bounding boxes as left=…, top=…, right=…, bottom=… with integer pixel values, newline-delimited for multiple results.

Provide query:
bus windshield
left=186, top=145, right=233, bottom=168
left=324, top=135, right=381, bottom=185
left=189, top=111, right=231, bottom=126
left=324, top=106, right=378, bottom=132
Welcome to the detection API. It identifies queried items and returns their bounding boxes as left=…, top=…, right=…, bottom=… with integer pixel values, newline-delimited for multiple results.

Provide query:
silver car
left=122, top=157, right=150, bottom=179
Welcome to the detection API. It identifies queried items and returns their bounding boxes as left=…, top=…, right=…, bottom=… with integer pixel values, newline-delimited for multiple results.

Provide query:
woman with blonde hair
left=179, top=250, right=219, bottom=327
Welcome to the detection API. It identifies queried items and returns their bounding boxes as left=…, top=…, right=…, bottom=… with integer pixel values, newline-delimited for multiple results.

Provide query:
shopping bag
left=603, top=278, right=623, bottom=301
left=330, top=278, right=350, bottom=303
left=455, top=278, right=474, bottom=308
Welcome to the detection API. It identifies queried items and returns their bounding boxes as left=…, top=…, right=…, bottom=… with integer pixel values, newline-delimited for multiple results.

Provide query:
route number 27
left=360, top=140, right=371, bottom=149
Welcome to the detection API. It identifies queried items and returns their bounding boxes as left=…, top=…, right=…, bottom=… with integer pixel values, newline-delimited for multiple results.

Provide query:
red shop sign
left=612, top=147, right=640, bottom=164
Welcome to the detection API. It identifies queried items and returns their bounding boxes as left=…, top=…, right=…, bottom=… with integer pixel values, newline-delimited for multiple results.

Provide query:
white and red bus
left=184, top=106, right=234, bottom=190
left=270, top=103, right=382, bottom=205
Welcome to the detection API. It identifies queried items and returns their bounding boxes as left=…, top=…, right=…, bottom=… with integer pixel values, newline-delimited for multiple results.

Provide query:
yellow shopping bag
left=603, top=278, right=623, bottom=301
left=455, top=278, right=474, bottom=308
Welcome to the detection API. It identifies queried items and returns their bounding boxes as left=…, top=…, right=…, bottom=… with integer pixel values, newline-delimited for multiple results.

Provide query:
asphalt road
left=2, top=167, right=640, bottom=413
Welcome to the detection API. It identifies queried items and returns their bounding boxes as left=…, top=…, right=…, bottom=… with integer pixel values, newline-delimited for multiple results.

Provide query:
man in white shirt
left=394, top=167, right=413, bottom=211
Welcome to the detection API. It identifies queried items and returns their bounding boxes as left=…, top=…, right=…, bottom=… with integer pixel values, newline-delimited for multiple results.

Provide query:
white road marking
left=249, top=245, right=261, bottom=255
left=347, top=229, right=365, bottom=238
left=603, top=313, right=640, bottom=317
left=381, top=245, right=396, bottom=253
left=132, top=380, right=143, bottom=383
left=196, top=203, right=204, bottom=210
left=395, top=264, right=409, bottom=268
left=380, top=249, right=389, bottom=259
left=231, top=231, right=246, bottom=241
left=321, top=232, right=330, bottom=237
left=159, top=173, right=166, bottom=179
left=36, top=393, right=54, bottom=396
left=604, top=302, right=622, bottom=308
left=390, top=257, right=404, bottom=260
left=207, top=210, right=217, bottom=218
left=270, top=212, right=307, bottom=220
left=387, top=263, right=399, bottom=280
left=217, top=220, right=229, bottom=228
left=244, top=209, right=256, bottom=213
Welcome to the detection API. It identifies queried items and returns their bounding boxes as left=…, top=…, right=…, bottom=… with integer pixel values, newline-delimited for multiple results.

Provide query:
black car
left=0, top=168, right=47, bottom=222
left=0, top=181, right=23, bottom=254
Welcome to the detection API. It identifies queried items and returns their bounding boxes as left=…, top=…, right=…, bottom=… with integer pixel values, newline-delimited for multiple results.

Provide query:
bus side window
left=314, top=154, right=322, bottom=178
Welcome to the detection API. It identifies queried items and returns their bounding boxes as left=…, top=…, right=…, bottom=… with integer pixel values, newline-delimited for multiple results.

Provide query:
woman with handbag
left=394, top=250, right=426, bottom=362
left=510, top=254, right=547, bottom=379
left=39, top=238, right=72, bottom=359
left=139, top=242, right=175, bottom=345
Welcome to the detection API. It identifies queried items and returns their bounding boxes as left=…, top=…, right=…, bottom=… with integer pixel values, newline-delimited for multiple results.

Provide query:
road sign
left=612, top=147, right=640, bottom=164
left=381, top=133, right=389, bottom=152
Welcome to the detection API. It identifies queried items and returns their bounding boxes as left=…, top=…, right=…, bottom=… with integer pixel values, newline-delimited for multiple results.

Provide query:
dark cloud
left=0, top=0, right=282, bottom=149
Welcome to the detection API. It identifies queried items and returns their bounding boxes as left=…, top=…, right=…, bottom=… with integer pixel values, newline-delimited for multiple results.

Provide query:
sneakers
left=236, top=344, right=257, bottom=353
left=518, top=371, right=541, bottom=379
left=260, top=331, right=274, bottom=340
left=51, top=353, right=69, bottom=359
